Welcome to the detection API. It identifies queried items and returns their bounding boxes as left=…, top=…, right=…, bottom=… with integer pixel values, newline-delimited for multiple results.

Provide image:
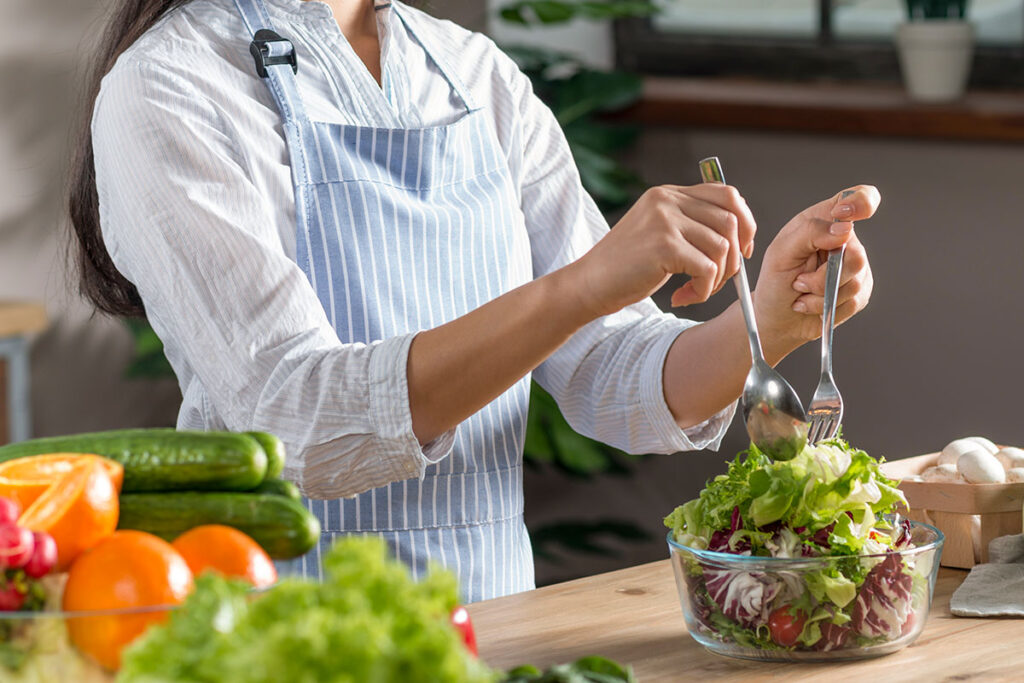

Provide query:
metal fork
left=806, top=194, right=852, bottom=444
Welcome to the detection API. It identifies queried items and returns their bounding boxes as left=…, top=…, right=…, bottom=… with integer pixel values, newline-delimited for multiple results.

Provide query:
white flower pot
left=896, top=20, right=975, bottom=102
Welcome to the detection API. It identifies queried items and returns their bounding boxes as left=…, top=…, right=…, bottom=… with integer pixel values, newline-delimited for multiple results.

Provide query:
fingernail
left=792, top=301, right=807, bottom=313
left=830, top=221, right=853, bottom=236
left=793, top=279, right=810, bottom=293
left=831, top=204, right=853, bottom=219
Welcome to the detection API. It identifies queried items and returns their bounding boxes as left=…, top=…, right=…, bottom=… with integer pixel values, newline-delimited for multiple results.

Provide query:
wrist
left=550, top=260, right=606, bottom=327
left=751, top=295, right=804, bottom=366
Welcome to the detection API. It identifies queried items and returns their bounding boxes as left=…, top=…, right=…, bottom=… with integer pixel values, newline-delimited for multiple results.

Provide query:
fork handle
left=820, top=246, right=844, bottom=376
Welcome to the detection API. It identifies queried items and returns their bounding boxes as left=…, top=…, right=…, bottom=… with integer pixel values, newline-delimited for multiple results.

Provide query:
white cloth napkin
left=950, top=534, right=1024, bottom=617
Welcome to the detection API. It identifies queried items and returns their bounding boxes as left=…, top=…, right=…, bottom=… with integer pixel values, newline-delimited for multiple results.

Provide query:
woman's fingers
left=792, top=234, right=869, bottom=296
left=678, top=216, right=733, bottom=294
left=770, top=185, right=881, bottom=271
left=791, top=256, right=873, bottom=317
left=668, top=237, right=719, bottom=306
left=676, top=183, right=757, bottom=257
left=576, top=182, right=758, bottom=316
left=828, top=185, right=882, bottom=222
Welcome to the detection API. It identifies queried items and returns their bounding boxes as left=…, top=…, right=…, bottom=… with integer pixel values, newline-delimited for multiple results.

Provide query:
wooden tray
left=880, top=452, right=1024, bottom=568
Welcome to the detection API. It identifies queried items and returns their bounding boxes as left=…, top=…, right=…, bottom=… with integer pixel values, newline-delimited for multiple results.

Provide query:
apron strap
left=231, top=0, right=313, bottom=188
left=390, top=2, right=480, bottom=113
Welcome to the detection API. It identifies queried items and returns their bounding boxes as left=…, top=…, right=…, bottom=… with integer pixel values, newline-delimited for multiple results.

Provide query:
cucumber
left=244, top=431, right=285, bottom=480
left=0, top=429, right=267, bottom=493
left=118, top=492, right=320, bottom=560
left=250, top=477, right=301, bottom=501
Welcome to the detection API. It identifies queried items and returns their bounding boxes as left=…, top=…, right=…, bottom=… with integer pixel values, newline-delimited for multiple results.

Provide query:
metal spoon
left=698, top=157, right=808, bottom=460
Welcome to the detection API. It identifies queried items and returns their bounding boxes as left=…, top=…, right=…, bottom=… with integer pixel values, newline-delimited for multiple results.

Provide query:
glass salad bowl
left=0, top=599, right=177, bottom=683
left=667, top=521, right=944, bottom=662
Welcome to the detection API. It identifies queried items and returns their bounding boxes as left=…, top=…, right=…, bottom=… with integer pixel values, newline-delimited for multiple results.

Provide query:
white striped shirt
left=92, top=0, right=735, bottom=500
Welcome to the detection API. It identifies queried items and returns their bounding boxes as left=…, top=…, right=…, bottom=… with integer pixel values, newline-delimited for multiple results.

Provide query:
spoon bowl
left=698, top=157, right=808, bottom=461
left=743, top=359, right=809, bottom=461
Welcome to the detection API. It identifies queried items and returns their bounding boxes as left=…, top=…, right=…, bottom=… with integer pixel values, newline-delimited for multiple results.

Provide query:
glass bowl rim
left=666, top=519, right=944, bottom=565
left=0, top=602, right=180, bottom=620
left=0, top=582, right=271, bottom=620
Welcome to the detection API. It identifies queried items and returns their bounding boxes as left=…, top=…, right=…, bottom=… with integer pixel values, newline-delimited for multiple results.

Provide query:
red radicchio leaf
left=851, top=554, right=913, bottom=639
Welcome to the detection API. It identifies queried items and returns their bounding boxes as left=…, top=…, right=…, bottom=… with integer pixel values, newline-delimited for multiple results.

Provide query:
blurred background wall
left=3, top=0, right=1023, bottom=585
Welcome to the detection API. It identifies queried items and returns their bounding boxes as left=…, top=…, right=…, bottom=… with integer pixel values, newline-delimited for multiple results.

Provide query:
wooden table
left=0, top=301, right=47, bottom=444
left=469, top=560, right=1024, bottom=681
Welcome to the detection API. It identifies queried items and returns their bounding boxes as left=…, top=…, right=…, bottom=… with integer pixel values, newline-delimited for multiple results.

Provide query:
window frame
left=614, top=1, right=1024, bottom=87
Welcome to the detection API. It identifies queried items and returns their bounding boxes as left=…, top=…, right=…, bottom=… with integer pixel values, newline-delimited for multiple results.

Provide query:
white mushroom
left=967, top=436, right=999, bottom=454
left=920, top=463, right=961, bottom=482
left=957, top=448, right=1006, bottom=484
left=939, top=438, right=983, bottom=466
left=995, top=447, right=1024, bottom=471
left=1006, top=468, right=1024, bottom=483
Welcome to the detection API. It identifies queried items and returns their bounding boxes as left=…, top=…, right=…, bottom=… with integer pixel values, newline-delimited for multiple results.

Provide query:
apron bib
left=232, top=0, right=535, bottom=601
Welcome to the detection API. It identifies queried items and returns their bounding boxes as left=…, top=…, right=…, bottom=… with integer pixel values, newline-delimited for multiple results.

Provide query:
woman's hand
left=753, top=185, right=881, bottom=363
left=568, top=184, right=757, bottom=319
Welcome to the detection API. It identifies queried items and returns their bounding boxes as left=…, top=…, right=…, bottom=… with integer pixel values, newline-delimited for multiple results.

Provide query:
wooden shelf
left=620, top=77, right=1024, bottom=142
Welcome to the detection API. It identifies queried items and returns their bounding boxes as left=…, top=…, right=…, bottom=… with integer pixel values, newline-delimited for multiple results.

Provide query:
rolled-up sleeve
left=508, top=66, right=736, bottom=454
left=93, top=59, right=453, bottom=500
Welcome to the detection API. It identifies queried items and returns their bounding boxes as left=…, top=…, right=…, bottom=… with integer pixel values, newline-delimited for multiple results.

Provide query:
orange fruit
left=18, top=456, right=120, bottom=570
left=63, top=530, right=194, bottom=671
left=172, top=524, right=277, bottom=588
left=0, top=454, right=123, bottom=511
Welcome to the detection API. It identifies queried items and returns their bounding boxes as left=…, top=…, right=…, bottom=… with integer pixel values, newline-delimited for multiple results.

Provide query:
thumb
left=774, top=185, right=880, bottom=261
left=804, top=185, right=882, bottom=224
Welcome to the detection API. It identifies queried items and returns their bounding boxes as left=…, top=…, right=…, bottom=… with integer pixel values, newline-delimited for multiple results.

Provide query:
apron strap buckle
left=249, top=29, right=298, bottom=78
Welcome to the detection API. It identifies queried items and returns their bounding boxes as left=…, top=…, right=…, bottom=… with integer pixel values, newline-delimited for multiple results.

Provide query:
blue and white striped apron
left=232, top=0, right=535, bottom=602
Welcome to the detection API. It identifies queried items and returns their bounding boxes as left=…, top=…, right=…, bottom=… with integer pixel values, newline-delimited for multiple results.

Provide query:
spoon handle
left=698, top=156, right=765, bottom=365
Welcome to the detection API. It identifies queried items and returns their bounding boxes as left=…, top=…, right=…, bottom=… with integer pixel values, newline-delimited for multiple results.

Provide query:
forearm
left=663, top=300, right=799, bottom=429
left=407, top=264, right=593, bottom=444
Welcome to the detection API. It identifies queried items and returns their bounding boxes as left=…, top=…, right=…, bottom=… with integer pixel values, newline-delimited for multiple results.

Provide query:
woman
left=69, top=0, right=879, bottom=602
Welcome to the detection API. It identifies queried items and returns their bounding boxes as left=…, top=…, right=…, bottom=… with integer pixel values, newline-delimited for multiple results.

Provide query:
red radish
left=0, top=498, right=20, bottom=526
left=0, top=584, right=25, bottom=611
left=450, top=605, right=478, bottom=656
left=0, top=523, right=34, bottom=569
left=24, top=532, right=57, bottom=578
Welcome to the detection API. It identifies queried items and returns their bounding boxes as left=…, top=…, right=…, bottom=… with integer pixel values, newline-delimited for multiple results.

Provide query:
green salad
left=117, top=537, right=494, bottom=683
left=665, top=438, right=932, bottom=652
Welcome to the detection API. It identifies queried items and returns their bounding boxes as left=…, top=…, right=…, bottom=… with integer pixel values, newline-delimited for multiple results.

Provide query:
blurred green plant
left=124, top=318, right=174, bottom=379
left=905, top=0, right=968, bottom=19
left=499, top=0, right=656, bottom=25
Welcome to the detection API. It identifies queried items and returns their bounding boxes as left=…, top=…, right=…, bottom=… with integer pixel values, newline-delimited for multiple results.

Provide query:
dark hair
left=68, top=0, right=191, bottom=317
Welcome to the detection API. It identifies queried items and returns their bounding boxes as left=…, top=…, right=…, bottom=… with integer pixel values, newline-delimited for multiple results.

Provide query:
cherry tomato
left=24, top=532, right=57, bottom=578
left=450, top=605, right=478, bottom=656
left=768, top=606, right=807, bottom=647
left=0, top=523, right=34, bottom=569
left=901, top=610, right=917, bottom=637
